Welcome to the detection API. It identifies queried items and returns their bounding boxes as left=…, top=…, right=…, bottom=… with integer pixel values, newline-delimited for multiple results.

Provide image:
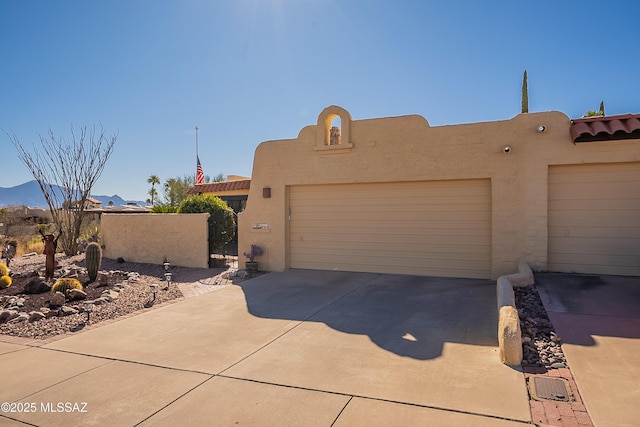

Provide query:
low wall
left=101, top=213, right=209, bottom=268
left=497, top=261, right=534, bottom=365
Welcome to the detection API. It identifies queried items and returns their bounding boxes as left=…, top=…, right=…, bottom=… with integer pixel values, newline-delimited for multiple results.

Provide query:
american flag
left=196, top=156, right=204, bottom=185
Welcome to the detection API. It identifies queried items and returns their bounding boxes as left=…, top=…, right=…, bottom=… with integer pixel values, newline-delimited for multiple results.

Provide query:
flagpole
left=195, top=125, right=199, bottom=159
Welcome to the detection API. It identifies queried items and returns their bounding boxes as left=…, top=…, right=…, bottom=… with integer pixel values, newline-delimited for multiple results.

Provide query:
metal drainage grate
left=528, top=377, right=572, bottom=402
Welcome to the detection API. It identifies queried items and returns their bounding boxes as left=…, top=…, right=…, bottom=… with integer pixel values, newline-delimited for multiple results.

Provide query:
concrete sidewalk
left=1, top=270, right=531, bottom=426
left=536, top=273, right=640, bottom=427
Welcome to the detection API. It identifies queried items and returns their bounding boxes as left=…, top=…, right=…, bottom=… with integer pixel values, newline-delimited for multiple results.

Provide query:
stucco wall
left=239, top=106, right=640, bottom=278
left=101, top=213, right=209, bottom=268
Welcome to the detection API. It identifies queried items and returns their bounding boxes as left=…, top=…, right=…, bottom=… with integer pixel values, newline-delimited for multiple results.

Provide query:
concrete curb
left=497, top=261, right=534, bottom=365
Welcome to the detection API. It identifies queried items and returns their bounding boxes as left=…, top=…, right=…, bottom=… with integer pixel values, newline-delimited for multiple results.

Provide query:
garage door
left=548, top=163, right=640, bottom=276
left=289, top=179, right=491, bottom=278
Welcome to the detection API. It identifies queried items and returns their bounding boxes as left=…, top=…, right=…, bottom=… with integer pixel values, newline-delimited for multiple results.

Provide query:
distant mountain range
left=0, top=180, right=145, bottom=208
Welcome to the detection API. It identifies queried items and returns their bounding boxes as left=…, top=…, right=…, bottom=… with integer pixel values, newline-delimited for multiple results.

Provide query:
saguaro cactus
left=85, top=242, right=102, bottom=282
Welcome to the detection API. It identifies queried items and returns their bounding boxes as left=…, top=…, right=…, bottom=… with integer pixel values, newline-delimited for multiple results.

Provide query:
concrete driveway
left=1, top=270, right=530, bottom=426
left=536, top=273, right=640, bottom=427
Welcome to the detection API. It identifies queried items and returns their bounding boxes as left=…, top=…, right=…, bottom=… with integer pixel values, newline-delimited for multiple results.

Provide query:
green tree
left=147, top=174, right=160, bottom=205
left=159, top=172, right=223, bottom=207
left=584, top=101, right=606, bottom=117
left=162, top=176, right=192, bottom=207
left=521, top=70, right=529, bottom=114
left=177, top=194, right=236, bottom=253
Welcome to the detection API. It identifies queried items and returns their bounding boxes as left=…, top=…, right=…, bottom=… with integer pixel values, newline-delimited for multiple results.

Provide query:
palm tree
left=147, top=174, right=160, bottom=205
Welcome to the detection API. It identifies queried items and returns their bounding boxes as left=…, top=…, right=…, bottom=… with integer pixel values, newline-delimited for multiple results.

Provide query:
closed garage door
left=289, top=179, right=491, bottom=278
left=548, top=163, right=640, bottom=276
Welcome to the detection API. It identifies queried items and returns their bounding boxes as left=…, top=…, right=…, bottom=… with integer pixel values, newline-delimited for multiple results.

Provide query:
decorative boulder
left=60, top=306, right=79, bottom=316
left=67, top=288, right=87, bottom=301
left=29, top=311, right=46, bottom=322
left=50, top=291, right=66, bottom=307
left=97, top=271, right=109, bottom=286
left=0, top=309, right=17, bottom=323
left=8, top=312, right=29, bottom=323
left=101, top=290, right=119, bottom=302
left=24, top=277, right=52, bottom=294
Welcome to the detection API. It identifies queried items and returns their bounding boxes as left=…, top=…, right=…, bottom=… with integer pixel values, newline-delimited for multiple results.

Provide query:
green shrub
left=152, top=205, right=178, bottom=213
left=0, top=263, right=8, bottom=277
left=51, top=277, right=82, bottom=295
left=0, top=275, right=11, bottom=289
left=178, top=195, right=236, bottom=252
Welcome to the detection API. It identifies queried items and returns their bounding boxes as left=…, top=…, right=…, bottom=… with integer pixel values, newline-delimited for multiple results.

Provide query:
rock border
left=497, top=260, right=534, bottom=365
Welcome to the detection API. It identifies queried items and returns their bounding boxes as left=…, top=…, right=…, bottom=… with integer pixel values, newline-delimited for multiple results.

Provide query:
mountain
left=0, top=180, right=145, bottom=208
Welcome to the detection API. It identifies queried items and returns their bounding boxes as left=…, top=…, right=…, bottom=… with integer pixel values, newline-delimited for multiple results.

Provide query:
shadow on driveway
left=535, top=272, right=640, bottom=346
left=236, top=269, right=498, bottom=360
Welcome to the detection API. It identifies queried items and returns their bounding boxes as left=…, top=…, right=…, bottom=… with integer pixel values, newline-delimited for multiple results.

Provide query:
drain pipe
left=497, top=261, right=534, bottom=365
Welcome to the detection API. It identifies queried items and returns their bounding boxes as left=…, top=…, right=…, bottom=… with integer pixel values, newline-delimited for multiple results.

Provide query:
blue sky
left=1, top=0, right=638, bottom=201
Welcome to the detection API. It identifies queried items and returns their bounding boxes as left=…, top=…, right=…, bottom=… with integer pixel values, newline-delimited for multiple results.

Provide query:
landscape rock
left=8, top=312, right=29, bottom=323
left=514, top=284, right=568, bottom=369
left=60, top=306, right=79, bottom=316
left=24, top=277, right=51, bottom=294
left=29, top=311, right=46, bottom=322
left=97, top=272, right=109, bottom=285
left=67, top=288, right=87, bottom=301
left=0, top=309, right=18, bottom=323
left=101, top=290, right=119, bottom=302
left=40, top=307, right=55, bottom=318
left=50, top=291, right=66, bottom=307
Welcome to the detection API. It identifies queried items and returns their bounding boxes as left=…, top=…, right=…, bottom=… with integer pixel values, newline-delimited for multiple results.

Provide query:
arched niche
left=316, top=105, right=352, bottom=148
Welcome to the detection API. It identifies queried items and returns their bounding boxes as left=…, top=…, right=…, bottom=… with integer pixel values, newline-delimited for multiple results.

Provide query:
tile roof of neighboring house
left=187, top=179, right=251, bottom=195
left=86, top=197, right=102, bottom=204
left=570, top=113, right=640, bottom=143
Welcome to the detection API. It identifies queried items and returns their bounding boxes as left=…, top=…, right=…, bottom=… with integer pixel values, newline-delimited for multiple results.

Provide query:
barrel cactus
left=51, top=277, right=82, bottom=296
left=0, top=275, right=11, bottom=289
left=85, top=242, right=102, bottom=282
left=0, top=262, right=8, bottom=277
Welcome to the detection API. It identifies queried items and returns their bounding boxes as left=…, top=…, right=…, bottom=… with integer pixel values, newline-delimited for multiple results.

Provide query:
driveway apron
left=536, top=273, right=640, bottom=427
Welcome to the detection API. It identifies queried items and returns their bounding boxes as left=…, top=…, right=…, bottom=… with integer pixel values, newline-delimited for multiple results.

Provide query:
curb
left=497, top=260, right=534, bottom=365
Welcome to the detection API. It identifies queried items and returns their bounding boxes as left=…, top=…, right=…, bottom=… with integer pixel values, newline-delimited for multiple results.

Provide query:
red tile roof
left=570, top=113, right=640, bottom=143
left=187, top=179, right=251, bottom=195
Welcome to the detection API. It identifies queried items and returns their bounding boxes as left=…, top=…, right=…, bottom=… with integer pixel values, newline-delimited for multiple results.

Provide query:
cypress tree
left=521, top=70, right=529, bottom=113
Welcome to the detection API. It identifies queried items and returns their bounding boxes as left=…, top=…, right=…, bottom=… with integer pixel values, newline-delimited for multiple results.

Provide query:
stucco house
left=238, top=106, right=640, bottom=279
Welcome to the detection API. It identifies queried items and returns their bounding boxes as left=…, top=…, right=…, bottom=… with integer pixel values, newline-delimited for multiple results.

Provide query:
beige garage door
left=548, top=163, right=640, bottom=276
left=289, top=179, right=491, bottom=279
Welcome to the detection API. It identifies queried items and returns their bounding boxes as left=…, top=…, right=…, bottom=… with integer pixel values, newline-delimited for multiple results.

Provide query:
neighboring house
left=82, top=197, right=102, bottom=210
left=187, top=175, right=251, bottom=214
left=239, top=105, right=640, bottom=279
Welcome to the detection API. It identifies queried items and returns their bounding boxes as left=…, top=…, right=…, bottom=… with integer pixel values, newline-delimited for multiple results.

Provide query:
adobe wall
left=101, top=213, right=209, bottom=268
left=239, top=106, right=640, bottom=278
